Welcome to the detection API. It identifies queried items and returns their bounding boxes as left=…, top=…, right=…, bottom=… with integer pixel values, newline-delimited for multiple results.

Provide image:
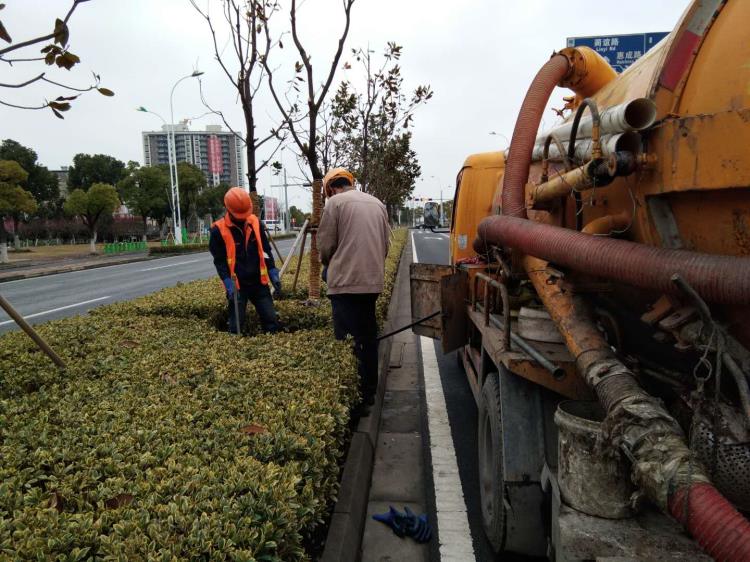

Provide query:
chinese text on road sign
left=566, top=32, right=668, bottom=73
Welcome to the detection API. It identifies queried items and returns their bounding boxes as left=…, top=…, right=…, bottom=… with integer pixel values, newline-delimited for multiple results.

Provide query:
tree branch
left=0, top=72, right=45, bottom=88
left=313, top=0, right=355, bottom=112
left=0, top=0, right=91, bottom=56
left=41, top=75, right=97, bottom=92
left=0, top=99, right=48, bottom=110
left=189, top=0, right=238, bottom=87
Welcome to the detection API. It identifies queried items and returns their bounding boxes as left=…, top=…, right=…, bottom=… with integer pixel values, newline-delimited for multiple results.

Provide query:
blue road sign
left=566, top=32, right=669, bottom=73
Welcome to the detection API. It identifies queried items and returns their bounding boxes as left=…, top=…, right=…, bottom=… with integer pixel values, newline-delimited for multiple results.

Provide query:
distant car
left=262, top=220, right=282, bottom=233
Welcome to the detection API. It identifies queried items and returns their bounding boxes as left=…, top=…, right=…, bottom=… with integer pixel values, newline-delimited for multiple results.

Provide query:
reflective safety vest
left=212, top=213, right=269, bottom=288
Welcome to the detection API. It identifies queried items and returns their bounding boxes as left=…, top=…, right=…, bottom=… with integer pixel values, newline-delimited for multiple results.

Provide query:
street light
left=136, top=107, right=178, bottom=224
left=169, top=70, right=204, bottom=245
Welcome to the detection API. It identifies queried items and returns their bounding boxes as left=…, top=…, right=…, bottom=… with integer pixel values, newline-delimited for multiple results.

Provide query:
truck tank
left=440, top=0, right=750, bottom=559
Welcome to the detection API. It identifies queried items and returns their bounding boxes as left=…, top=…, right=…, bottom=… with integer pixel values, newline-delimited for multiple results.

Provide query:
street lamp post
left=136, top=107, right=177, bottom=223
left=169, top=70, right=203, bottom=245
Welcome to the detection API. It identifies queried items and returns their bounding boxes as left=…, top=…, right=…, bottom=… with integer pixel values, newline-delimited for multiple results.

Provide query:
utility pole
left=283, top=168, right=290, bottom=232
left=439, top=189, right=443, bottom=227
left=270, top=172, right=312, bottom=233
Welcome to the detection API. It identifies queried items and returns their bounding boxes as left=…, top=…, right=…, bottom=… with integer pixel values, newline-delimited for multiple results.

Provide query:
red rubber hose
left=670, top=483, right=750, bottom=562
left=501, top=54, right=570, bottom=219
left=476, top=215, right=750, bottom=304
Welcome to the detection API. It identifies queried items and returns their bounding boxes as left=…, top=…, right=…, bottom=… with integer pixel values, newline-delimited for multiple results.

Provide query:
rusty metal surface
left=466, top=307, right=591, bottom=400
left=440, top=270, right=468, bottom=353
left=646, top=196, right=684, bottom=249
left=409, top=263, right=452, bottom=339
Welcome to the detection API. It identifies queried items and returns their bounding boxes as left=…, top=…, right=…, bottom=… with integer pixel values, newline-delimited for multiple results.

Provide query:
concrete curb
left=0, top=254, right=156, bottom=283
left=321, top=235, right=412, bottom=562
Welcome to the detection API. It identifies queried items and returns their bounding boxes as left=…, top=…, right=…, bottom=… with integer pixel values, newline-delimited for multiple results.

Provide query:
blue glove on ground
left=223, top=277, right=235, bottom=298
left=269, top=267, right=282, bottom=294
left=372, top=506, right=432, bottom=543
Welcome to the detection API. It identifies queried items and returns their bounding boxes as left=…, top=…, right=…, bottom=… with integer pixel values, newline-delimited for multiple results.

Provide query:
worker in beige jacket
left=317, top=167, right=391, bottom=411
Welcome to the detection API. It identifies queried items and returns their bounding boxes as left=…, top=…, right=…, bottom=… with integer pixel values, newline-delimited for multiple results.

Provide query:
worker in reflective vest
left=209, top=187, right=282, bottom=334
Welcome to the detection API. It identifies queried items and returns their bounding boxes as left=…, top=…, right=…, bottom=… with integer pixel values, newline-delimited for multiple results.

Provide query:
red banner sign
left=207, top=136, right=223, bottom=174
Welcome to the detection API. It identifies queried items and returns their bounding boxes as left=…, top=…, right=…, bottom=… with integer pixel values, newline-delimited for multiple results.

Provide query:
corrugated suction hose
left=476, top=215, right=750, bottom=304
left=670, top=483, right=750, bottom=562
left=501, top=54, right=570, bottom=219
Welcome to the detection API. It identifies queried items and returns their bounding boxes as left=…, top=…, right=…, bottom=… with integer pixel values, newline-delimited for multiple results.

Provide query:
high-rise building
left=142, top=124, right=245, bottom=188
left=50, top=166, right=69, bottom=197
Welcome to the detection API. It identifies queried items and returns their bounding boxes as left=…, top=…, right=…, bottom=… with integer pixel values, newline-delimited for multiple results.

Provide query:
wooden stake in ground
left=279, top=219, right=309, bottom=279
left=292, top=227, right=308, bottom=293
left=0, top=294, right=66, bottom=369
left=308, top=179, right=323, bottom=301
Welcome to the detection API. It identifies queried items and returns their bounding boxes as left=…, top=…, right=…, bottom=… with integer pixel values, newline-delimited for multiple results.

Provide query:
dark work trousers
left=329, top=293, right=380, bottom=402
left=228, top=284, right=280, bottom=334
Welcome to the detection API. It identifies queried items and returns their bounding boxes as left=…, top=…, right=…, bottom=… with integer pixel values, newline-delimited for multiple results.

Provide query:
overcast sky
left=1, top=0, right=688, bottom=211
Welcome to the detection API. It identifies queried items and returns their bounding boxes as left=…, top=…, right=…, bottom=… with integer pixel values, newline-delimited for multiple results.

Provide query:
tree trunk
left=89, top=230, right=98, bottom=254
left=13, top=233, right=20, bottom=250
left=0, top=223, right=8, bottom=264
left=142, top=216, right=148, bottom=243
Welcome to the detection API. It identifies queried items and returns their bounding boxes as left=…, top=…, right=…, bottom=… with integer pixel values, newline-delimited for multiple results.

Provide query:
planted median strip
left=0, top=228, right=406, bottom=559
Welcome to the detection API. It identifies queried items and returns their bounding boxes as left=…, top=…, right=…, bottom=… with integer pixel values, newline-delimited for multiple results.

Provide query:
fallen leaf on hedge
left=240, top=423, right=268, bottom=435
left=120, top=340, right=138, bottom=348
left=48, top=491, right=64, bottom=512
left=105, top=493, right=134, bottom=509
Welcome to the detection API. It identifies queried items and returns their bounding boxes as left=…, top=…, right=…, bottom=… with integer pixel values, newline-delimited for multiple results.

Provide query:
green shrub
left=149, top=243, right=208, bottom=256
left=0, top=228, right=407, bottom=560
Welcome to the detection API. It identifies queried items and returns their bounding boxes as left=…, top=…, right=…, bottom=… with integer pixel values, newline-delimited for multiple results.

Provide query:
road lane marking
left=412, top=230, right=474, bottom=560
left=0, top=296, right=111, bottom=326
left=421, top=335, right=476, bottom=561
left=140, top=258, right=203, bottom=271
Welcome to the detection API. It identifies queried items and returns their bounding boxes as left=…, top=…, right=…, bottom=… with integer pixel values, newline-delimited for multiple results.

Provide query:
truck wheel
left=477, top=372, right=506, bottom=553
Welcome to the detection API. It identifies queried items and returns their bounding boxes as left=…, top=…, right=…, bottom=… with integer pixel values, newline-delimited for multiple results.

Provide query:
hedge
left=0, top=228, right=407, bottom=560
left=149, top=243, right=209, bottom=256
left=148, top=234, right=296, bottom=256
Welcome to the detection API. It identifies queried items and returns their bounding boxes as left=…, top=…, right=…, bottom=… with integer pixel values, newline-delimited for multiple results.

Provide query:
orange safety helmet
left=323, top=167, right=355, bottom=198
left=224, top=186, right=253, bottom=219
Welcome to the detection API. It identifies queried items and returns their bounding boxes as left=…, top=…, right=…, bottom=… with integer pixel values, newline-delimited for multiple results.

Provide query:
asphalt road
left=410, top=229, right=499, bottom=561
left=0, top=238, right=296, bottom=334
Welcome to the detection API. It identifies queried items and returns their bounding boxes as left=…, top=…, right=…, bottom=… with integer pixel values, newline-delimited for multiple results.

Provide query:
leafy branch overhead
left=319, top=43, right=432, bottom=217
left=0, top=1, right=114, bottom=118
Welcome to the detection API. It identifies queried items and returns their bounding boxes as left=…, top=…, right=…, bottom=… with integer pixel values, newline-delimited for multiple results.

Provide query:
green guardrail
left=103, top=241, right=148, bottom=254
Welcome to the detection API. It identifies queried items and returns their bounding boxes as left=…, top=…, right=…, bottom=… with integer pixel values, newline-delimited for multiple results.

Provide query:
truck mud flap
left=409, top=263, right=468, bottom=352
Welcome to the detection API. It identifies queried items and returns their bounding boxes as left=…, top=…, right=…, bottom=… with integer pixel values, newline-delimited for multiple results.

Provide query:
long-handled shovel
left=231, top=275, right=241, bottom=336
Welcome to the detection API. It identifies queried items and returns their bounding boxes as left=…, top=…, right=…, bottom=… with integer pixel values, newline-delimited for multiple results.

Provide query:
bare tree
left=260, top=0, right=355, bottom=300
left=0, top=1, right=113, bottom=117
left=190, top=0, right=286, bottom=193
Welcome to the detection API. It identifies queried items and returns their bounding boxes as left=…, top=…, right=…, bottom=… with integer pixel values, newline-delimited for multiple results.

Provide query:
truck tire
left=477, top=372, right=506, bottom=553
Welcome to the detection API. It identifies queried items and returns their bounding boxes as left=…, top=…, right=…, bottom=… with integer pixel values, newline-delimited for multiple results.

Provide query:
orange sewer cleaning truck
left=411, top=1, right=750, bottom=560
